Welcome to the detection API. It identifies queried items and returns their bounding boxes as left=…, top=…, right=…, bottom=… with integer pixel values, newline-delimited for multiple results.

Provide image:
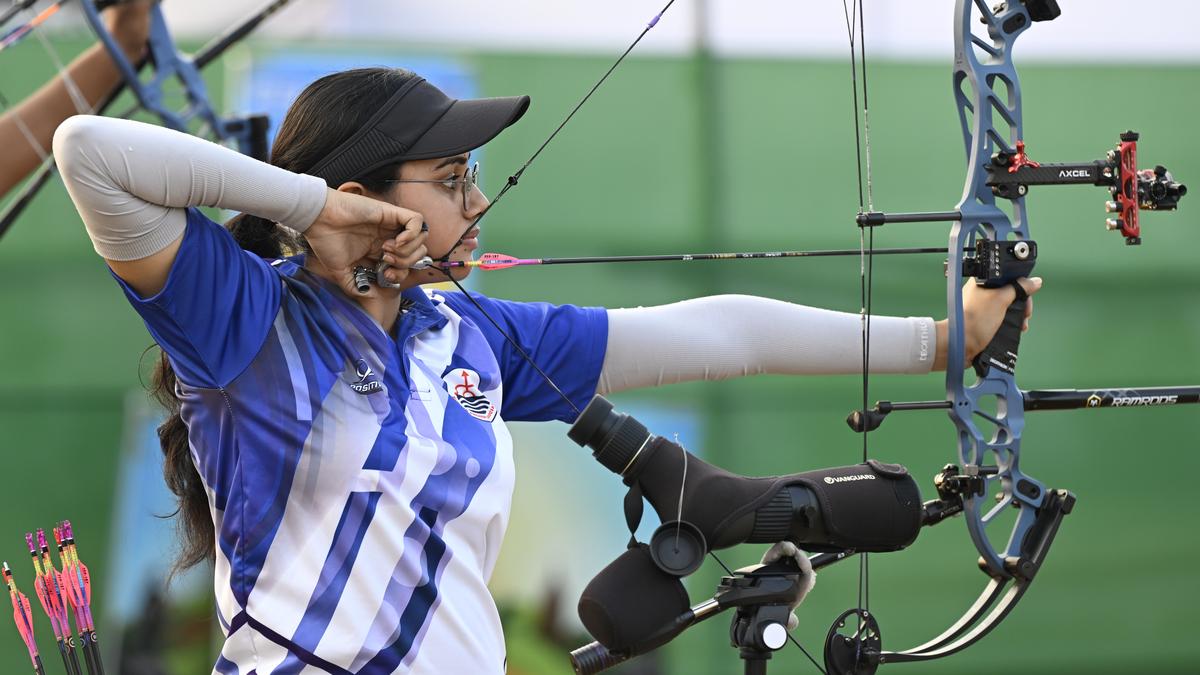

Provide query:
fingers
left=760, top=541, right=800, bottom=565
left=1014, top=277, right=1042, bottom=331
left=1014, top=276, right=1044, bottom=300
left=379, top=217, right=429, bottom=284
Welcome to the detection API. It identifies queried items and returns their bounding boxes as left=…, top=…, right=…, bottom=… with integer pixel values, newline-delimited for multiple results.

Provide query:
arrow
left=0, top=0, right=68, bottom=53
left=54, top=523, right=103, bottom=675
left=5, top=561, right=47, bottom=675
left=28, top=532, right=82, bottom=675
left=438, top=246, right=958, bottom=271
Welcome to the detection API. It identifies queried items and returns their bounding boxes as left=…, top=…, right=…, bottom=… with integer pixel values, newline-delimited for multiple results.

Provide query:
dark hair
left=152, top=67, right=414, bottom=573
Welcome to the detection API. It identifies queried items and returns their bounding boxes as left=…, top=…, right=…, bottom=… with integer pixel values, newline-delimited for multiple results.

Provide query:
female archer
left=51, top=67, right=1039, bottom=673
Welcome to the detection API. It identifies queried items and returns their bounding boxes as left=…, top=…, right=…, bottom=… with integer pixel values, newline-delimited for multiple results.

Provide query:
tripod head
left=571, top=555, right=827, bottom=675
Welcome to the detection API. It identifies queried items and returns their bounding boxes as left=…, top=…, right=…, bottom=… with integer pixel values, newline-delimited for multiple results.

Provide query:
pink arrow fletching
left=31, top=577, right=61, bottom=637
left=7, top=578, right=39, bottom=661
left=48, top=570, right=72, bottom=630
left=76, top=562, right=93, bottom=630
left=476, top=253, right=540, bottom=270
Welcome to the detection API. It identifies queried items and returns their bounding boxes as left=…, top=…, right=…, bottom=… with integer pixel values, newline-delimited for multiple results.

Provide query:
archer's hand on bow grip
left=966, top=277, right=1042, bottom=376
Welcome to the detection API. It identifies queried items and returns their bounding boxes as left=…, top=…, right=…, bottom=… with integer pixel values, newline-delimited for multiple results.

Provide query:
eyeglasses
left=383, top=161, right=479, bottom=212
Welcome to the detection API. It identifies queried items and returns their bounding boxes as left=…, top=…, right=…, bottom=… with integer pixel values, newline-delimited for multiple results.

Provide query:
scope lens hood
left=568, top=395, right=615, bottom=448
left=568, top=395, right=653, bottom=476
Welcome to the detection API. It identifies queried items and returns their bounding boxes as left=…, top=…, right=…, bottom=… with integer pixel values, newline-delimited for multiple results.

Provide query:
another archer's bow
left=0, top=0, right=298, bottom=240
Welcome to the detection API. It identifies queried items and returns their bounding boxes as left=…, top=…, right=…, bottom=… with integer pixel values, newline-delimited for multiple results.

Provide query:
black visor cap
left=307, top=75, right=530, bottom=187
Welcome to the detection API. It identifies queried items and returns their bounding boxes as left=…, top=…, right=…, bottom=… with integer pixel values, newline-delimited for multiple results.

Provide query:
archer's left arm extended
left=597, top=285, right=1042, bottom=394
left=597, top=295, right=936, bottom=394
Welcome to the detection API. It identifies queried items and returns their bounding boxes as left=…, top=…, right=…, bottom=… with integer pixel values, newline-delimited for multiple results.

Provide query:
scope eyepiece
left=569, top=396, right=653, bottom=476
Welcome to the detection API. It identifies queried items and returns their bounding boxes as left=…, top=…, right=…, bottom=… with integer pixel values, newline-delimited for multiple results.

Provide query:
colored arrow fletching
left=26, top=534, right=64, bottom=639
left=476, top=253, right=540, bottom=270
left=61, top=522, right=95, bottom=630
left=38, top=530, right=73, bottom=633
left=75, top=562, right=93, bottom=631
left=477, top=253, right=521, bottom=269
left=5, top=561, right=41, bottom=666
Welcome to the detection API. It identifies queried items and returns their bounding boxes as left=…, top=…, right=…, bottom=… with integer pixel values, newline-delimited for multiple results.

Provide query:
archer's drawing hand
left=102, top=0, right=153, bottom=60
left=306, top=188, right=427, bottom=295
left=760, top=541, right=816, bottom=631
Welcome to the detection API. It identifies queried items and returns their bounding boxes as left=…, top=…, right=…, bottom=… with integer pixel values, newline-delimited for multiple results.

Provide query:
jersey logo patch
left=350, top=359, right=383, bottom=395
left=445, top=368, right=497, bottom=422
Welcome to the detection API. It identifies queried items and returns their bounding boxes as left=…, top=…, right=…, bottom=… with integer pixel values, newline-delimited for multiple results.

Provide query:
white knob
left=761, top=622, right=788, bottom=650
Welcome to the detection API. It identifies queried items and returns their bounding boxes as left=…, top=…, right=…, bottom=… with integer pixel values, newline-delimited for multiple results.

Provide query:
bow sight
left=986, top=132, right=1187, bottom=244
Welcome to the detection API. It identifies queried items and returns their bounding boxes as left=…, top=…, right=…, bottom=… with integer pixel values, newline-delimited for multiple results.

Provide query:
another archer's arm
left=0, top=0, right=150, bottom=197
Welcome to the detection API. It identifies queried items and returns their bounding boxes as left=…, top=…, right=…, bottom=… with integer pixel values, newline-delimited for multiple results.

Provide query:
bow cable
left=0, top=0, right=93, bottom=163
left=436, top=0, right=678, bottom=265
left=429, top=5, right=754, bottom=646
left=434, top=0, right=678, bottom=418
left=843, top=0, right=875, bottom=664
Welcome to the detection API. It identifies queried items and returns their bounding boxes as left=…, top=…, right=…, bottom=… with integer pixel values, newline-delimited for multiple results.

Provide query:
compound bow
left=435, top=1, right=1193, bottom=673
left=827, top=0, right=1189, bottom=672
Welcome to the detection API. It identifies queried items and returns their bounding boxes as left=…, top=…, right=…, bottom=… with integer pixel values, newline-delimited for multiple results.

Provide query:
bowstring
left=0, top=0, right=92, bottom=201
left=0, top=92, right=50, bottom=163
left=843, top=0, right=874, bottom=662
left=30, top=13, right=89, bottom=113
left=435, top=0, right=677, bottom=265
left=432, top=0, right=678, bottom=417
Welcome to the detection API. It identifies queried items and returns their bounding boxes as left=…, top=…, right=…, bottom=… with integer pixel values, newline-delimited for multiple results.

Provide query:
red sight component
left=1008, top=140, right=1041, bottom=172
left=1111, top=132, right=1141, bottom=244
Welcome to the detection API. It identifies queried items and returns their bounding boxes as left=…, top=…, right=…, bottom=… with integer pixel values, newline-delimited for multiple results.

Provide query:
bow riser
left=948, top=0, right=1050, bottom=578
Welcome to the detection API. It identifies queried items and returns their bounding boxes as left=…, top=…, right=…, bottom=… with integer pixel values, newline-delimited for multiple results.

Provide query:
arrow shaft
left=441, top=246, right=954, bottom=269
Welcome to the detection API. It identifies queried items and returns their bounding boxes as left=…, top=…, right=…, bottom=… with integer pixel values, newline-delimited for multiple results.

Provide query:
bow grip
left=972, top=291, right=1026, bottom=377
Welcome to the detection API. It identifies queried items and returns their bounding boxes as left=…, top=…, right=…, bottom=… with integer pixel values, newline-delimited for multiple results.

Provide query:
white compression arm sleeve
left=52, top=115, right=328, bottom=261
left=597, top=295, right=936, bottom=395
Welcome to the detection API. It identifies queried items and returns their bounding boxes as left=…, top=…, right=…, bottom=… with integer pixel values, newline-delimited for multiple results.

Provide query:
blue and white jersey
left=115, top=209, right=607, bottom=674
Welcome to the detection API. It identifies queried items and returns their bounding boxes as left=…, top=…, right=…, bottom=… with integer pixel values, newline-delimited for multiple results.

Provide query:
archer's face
left=382, top=153, right=487, bottom=285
